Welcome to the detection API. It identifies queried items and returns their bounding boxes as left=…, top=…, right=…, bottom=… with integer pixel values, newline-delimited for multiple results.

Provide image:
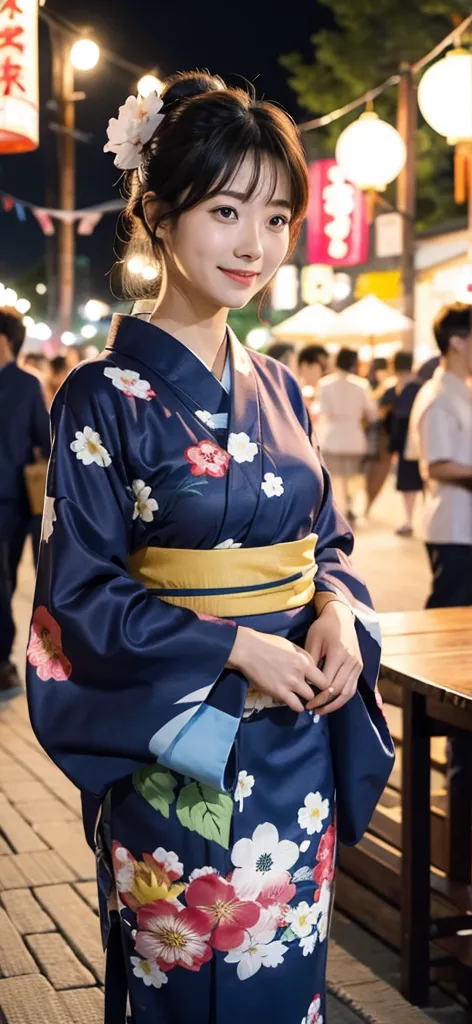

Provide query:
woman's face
left=159, top=154, right=292, bottom=311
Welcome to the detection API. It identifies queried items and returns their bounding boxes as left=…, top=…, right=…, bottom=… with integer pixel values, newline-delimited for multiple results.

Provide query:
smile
left=218, top=268, right=259, bottom=284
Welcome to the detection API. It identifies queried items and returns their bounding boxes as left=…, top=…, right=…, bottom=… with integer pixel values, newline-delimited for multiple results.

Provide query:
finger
left=319, top=674, right=359, bottom=716
left=320, top=648, right=346, bottom=687
left=283, top=691, right=305, bottom=714
left=306, top=661, right=358, bottom=710
left=293, top=678, right=320, bottom=704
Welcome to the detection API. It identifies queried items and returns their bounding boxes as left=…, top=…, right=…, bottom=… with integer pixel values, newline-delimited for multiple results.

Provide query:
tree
left=281, top=0, right=470, bottom=228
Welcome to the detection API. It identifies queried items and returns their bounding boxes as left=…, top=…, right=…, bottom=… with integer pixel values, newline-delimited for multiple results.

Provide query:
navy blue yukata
left=27, top=316, right=390, bottom=1024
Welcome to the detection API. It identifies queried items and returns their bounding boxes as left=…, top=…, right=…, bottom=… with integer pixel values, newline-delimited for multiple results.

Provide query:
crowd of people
left=266, top=337, right=424, bottom=532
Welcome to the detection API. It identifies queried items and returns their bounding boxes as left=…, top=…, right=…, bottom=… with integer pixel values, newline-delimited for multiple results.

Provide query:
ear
left=142, top=191, right=170, bottom=242
left=449, top=333, right=466, bottom=355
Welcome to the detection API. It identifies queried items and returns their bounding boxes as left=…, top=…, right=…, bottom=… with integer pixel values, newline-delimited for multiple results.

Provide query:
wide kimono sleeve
left=287, top=371, right=395, bottom=843
left=26, top=364, right=243, bottom=803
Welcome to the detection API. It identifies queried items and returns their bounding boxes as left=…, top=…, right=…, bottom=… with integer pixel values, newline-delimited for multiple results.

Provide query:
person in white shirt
left=406, top=303, right=472, bottom=607
left=318, top=347, right=377, bottom=521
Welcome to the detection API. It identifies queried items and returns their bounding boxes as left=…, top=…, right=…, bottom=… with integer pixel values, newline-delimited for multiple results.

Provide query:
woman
left=380, top=351, right=423, bottom=536
left=26, top=72, right=391, bottom=1024
left=318, top=348, right=377, bottom=521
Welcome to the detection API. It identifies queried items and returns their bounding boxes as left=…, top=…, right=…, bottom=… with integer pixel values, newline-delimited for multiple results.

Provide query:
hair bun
left=161, top=70, right=226, bottom=109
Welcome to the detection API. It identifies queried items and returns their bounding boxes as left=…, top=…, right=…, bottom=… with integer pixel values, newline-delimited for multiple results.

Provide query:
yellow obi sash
left=129, top=534, right=318, bottom=617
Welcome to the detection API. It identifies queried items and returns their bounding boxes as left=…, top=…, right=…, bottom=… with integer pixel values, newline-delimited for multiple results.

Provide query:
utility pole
left=50, top=26, right=76, bottom=336
left=396, top=63, right=417, bottom=350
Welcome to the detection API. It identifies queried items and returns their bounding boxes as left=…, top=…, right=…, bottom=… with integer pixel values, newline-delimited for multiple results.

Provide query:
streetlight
left=83, top=299, right=110, bottom=322
left=16, top=298, right=31, bottom=314
left=49, top=28, right=100, bottom=335
left=137, top=74, right=163, bottom=98
left=70, top=38, right=100, bottom=72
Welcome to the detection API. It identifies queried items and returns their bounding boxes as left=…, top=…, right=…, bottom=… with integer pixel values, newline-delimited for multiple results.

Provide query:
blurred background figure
left=46, top=355, right=70, bottom=408
left=0, top=308, right=50, bottom=699
left=65, top=345, right=85, bottom=372
left=364, top=358, right=394, bottom=513
left=380, top=351, right=423, bottom=537
left=265, top=340, right=298, bottom=377
left=298, top=344, right=328, bottom=428
left=318, top=347, right=377, bottom=522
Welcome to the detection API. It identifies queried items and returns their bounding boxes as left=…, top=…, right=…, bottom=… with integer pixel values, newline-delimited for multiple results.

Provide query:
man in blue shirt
left=0, top=308, right=50, bottom=699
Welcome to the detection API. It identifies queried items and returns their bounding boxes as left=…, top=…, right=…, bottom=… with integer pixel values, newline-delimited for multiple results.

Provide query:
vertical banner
left=0, top=0, right=39, bottom=153
left=307, top=159, right=368, bottom=267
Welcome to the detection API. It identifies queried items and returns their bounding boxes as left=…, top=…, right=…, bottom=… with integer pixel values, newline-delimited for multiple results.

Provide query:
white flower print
left=42, top=496, right=56, bottom=544
left=242, top=688, right=284, bottom=719
left=231, top=821, right=299, bottom=900
left=298, top=792, right=330, bottom=836
left=300, top=932, right=318, bottom=957
left=152, top=848, right=183, bottom=878
left=188, top=866, right=219, bottom=882
left=227, top=431, right=258, bottom=464
left=70, top=426, right=111, bottom=468
left=130, top=956, right=168, bottom=988
left=132, top=480, right=159, bottom=523
left=299, top=840, right=311, bottom=854
left=214, top=539, right=242, bottom=550
left=309, top=711, right=321, bottom=725
left=314, top=879, right=332, bottom=943
left=234, top=770, right=255, bottom=812
left=224, top=909, right=286, bottom=980
left=113, top=846, right=135, bottom=892
left=317, top=909, right=329, bottom=944
left=287, top=901, right=318, bottom=939
left=261, top=472, right=284, bottom=498
left=302, top=994, right=323, bottom=1024
left=104, top=365, right=155, bottom=401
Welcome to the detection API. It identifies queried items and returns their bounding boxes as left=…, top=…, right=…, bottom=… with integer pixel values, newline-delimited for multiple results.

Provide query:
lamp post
left=49, top=26, right=99, bottom=335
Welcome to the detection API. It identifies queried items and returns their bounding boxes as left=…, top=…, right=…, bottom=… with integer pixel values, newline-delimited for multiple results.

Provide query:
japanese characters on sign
left=306, top=159, right=368, bottom=267
left=0, top=0, right=39, bottom=153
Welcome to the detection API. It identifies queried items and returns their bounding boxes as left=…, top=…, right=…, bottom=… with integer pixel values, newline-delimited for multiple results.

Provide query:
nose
left=233, top=220, right=263, bottom=264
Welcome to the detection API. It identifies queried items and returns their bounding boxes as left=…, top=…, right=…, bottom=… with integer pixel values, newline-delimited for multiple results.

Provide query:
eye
left=212, top=206, right=237, bottom=220
left=269, top=215, right=289, bottom=229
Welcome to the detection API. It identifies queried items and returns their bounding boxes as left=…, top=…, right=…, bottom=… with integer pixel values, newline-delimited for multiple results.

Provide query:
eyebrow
left=217, top=189, right=292, bottom=209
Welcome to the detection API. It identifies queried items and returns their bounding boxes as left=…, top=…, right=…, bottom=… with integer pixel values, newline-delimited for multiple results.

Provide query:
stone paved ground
left=0, top=477, right=461, bottom=1022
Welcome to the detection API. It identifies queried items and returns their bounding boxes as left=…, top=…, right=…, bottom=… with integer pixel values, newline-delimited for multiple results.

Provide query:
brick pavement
left=0, top=480, right=434, bottom=1022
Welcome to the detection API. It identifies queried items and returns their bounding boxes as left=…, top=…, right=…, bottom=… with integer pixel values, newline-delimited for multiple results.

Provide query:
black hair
left=24, top=352, right=47, bottom=369
left=433, top=303, right=471, bottom=356
left=371, top=357, right=387, bottom=373
left=394, top=351, right=413, bottom=373
left=298, top=344, right=328, bottom=368
left=50, top=356, right=67, bottom=374
left=0, top=306, right=26, bottom=358
left=122, top=70, right=309, bottom=299
left=336, top=347, right=357, bottom=373
left=265, top=341, right=296, bottom=366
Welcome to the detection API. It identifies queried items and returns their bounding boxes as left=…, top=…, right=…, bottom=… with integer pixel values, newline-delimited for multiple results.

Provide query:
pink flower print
left=184, top=440, right=231, bottom=479
left=186, top=873, right=261, bottom=952
left=27, top=606, right=72, bottom=682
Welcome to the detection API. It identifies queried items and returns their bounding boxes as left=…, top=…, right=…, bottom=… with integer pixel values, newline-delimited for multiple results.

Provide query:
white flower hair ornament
left=103, top=92, right=165, bottom=170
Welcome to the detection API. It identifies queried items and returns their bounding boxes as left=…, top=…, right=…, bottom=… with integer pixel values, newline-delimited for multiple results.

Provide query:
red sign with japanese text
left=0, top=0, right=38, bottom=153
left=307, top=159, right=368, bottom=267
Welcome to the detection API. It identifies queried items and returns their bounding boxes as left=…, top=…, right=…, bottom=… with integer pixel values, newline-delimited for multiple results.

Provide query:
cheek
left=260, top=231, right=290, bottom=280
left=170, top=217, right=226, bottom=274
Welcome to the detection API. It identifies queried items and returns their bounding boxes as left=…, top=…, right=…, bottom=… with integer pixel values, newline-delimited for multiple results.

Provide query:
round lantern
left=335, top=111, right=406, bottom=192
left=418, top=49, right=472, bottom=143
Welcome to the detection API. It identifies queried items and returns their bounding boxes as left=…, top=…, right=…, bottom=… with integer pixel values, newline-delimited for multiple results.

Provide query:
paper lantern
left=418, top=50, right=472, bottom=144
left=335, top=112, right=406, bottom=192
left=0, top=0, right=39, bottom=154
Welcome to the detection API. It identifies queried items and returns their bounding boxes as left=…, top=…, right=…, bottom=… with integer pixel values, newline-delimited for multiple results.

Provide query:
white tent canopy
left=328, top=294, right=413, bottom=339
left=272, top=303, right=339, bottom=342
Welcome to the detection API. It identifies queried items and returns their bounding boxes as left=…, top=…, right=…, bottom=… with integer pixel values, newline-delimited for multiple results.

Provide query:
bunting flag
left=32, top=209, right=55, bottom=236
left=0, top=190, right=124, bottom=235
left=77, top=211, right=103, bottom=236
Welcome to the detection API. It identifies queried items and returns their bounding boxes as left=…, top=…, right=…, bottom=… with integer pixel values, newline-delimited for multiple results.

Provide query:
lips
left=219, top=268, right=259, bottom=284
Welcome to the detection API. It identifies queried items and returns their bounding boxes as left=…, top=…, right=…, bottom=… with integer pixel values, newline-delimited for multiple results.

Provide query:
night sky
left=0, top=0, right=327, bottom=305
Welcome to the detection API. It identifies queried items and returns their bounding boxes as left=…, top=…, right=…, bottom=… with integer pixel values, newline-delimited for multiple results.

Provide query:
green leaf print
left=132, top=764, right=177, bottom=818
left=176, top=781, right=233, bottom=849
left=280, top=926, right=297, bottom=943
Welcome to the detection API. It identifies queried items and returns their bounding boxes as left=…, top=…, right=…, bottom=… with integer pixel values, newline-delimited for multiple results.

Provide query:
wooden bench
left=336, top=608, right=472, bottom=1007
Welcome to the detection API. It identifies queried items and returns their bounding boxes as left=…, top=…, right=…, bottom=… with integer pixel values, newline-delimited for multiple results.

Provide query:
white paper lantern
left=0, top=0, right=39, bottom=153
left=335, top=112, right=406, bottom=191
left=418, top=50, right=472, bottom=144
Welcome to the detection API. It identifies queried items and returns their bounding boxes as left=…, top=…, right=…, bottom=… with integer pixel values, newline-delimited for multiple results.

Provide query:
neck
left=443, top=353, right=468, bottom=381
left=150, top=277, right=229, bottom=372
left=0, top=341, right=14, bottom=370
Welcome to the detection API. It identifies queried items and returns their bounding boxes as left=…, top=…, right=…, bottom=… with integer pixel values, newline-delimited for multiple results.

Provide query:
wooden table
left=378, top=609, right=472, bottom=1006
